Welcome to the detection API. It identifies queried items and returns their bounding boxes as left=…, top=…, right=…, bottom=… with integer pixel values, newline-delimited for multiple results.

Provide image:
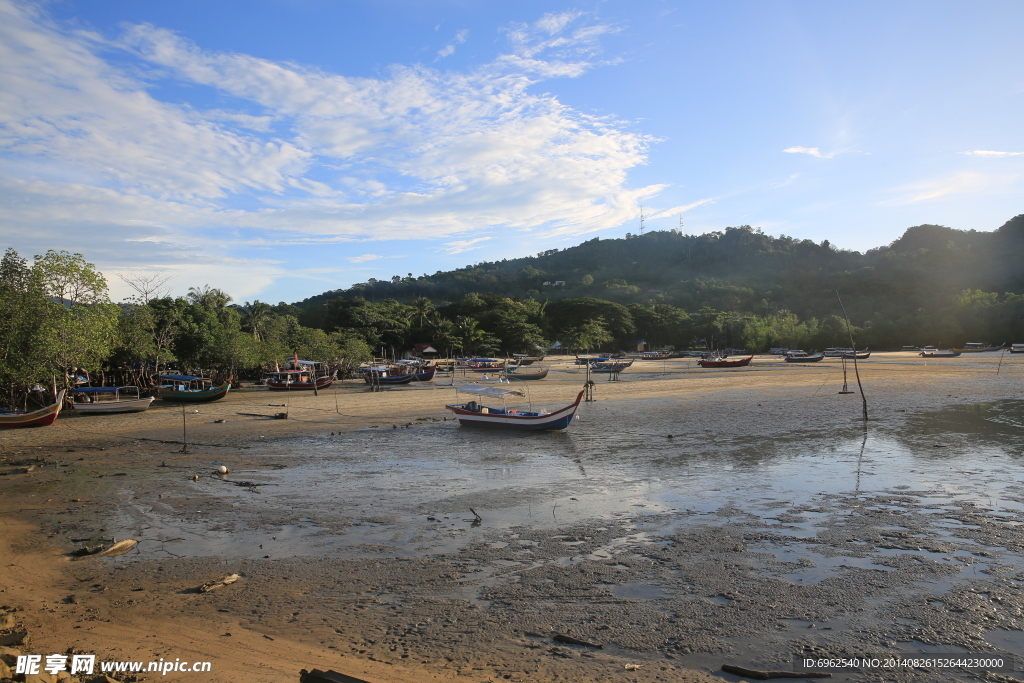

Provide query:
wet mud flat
left=3, top=361, right=1024, bottom=682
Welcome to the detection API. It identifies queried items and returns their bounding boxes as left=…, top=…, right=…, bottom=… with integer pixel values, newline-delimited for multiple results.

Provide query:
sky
left=1, top=0, right=1022, bottom=304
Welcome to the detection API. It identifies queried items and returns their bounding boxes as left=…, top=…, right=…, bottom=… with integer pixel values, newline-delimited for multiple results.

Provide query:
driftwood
left=721, top=664, right=831, bottom=679
left=198, top=573, right=240, bottom=593
left=553, top=634, right=602, bottom=648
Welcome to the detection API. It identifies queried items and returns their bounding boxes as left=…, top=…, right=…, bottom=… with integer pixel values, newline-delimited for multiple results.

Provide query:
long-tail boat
left=0, top=390, right=66, bottom=428
left=446, top=384, right=584, bottom=430
left=265, top=360, right=339, bottom=390
left=784, top=352, right=826, bottom=363
left=697, top=355, right=753, bottom=368
left=503, top=366, right=549, bottom=380
left=71, top=386, right=154, bottom=413
left=156, top=375, right=231, bottom=402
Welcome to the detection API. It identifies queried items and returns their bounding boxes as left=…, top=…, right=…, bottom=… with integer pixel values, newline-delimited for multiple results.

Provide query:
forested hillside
left=294, top=215, right=1024, bottom=353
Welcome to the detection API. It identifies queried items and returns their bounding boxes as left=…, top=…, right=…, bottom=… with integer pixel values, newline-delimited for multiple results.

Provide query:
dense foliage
left=295, top=214, right=1024, bottom=353
left=0, top=250, right=371, bottom=408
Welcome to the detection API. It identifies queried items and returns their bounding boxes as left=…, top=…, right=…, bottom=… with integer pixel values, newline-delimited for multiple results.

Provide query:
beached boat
left=919, top=350, right=961, bottom=358
left=265, top=360, right=339, bottom=391
left=1011, top=344, right=1024, bottom=354
left=503, top=366, right=549, bottom=380
left=840, top=350, right=871, bottom=360
left=592, top=360, right=633, bottom=373
left=156, top=375, right=231, bottom=402
left=640, top=350, right=671, bottom=360
left=955, top=343, right=1002, bottom=353
left=71, top=386, right=154, bottom=413
left=823, top=347, right=853, bottom=357
left=361, top=366, right=416, bottom=385
left=697, top=355, right=753, bottom=368
left=446, top=384, right=585, bottom=430
left=0, top=390, right=66, bottom=428
left=784, top=352, right=826, bottom=363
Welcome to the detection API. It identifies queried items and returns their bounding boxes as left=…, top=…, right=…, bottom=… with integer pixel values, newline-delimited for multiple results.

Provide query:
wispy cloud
left=441, top=237, right=492, bottom=254
left=347, top=254, right=384, bottom=263
left=649, top=198, right=715, bottom=219
left=962, top=150, right=1023, bottom=158
left=0, top=1, right=657, bottom=300
left=783, top=146, right=833, bottom=158
left=437, top=29, right=468, bottom=59
left=880, top=171, right=1018, bottom=205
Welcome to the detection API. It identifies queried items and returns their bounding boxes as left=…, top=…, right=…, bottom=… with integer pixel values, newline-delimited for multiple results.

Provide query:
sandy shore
left=1, top=352, right=1022, bottom=682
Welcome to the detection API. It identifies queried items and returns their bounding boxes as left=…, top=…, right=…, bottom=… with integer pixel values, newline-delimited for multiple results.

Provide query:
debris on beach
left=721, top=664, right=831, bottom=679
left=73, top=538, right=138, bottom=559
left=197, top=573, right=240, bottom=593
left=299, top=667, right=374, bottom=683
left=552, top=633, right=602, bottom=648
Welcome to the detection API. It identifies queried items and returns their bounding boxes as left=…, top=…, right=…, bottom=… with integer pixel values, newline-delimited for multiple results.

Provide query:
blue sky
left=1, top=0, right=1022, bottom=303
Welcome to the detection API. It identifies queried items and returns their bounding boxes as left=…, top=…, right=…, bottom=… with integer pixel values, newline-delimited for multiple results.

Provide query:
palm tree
left=411, top=297, right=435, bottom=333
left=244, top=300, right=272, bottom=341
left=187, top=285, right=232, bottom=309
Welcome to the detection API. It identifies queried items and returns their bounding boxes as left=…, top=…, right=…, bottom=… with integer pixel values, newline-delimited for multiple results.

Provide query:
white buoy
left=218, top=465, right=228, bottom=474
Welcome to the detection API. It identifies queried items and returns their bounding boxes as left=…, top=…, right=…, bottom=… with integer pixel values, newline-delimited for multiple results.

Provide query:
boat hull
left=72, top=397, right=155, bottom=413
left=698, top=355, right=753, bottom=368
left=919, top=351, right=961, bottom=357
left=363, top=374, right=415, bottom=385
left=503, top=369, right=548, bottom=380
left=266, top=376, right=336, bottom=390
left=785, top=353, right=825, bottom=363
left=446, top=390, right=584, bottom=430
left=412, top=369, right=436, bottom=381
left=0, top=390, right=65, bottom=428
left=157, top=383, right=231, bottom=402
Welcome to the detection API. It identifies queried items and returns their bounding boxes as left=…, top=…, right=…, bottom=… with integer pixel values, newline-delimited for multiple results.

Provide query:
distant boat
left=919, top=350, right=961, bottom=358
left=955, top=343, right=1003, bottom=353
left=823, top=347, right=853, bottom=357
left=697, top=355, right=753, bottom=368
left=784, top=352, right=826, bottom=363
left=1011, top=344, right=1024, bottom=354
left=156, top=375, right=231, bottom=402
left=0, top=390, right=66, bottom=428
left=503, top=366, right=549, bottom=380
left=592, top=359, right=633, bottom=373
left=840, top=350, right=870, bottom=360
left=361, top=366, right=416, bottom=385
left=446, top=384, right=584, bottom=430
left=71, top=386, right=154, bottom=413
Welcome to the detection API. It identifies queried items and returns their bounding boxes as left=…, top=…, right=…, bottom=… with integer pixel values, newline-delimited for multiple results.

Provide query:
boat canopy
left=455, top=384, right=526, bottom=399
left=72, top=386, right=137, bottom=394
left=293, top=360, right=321, bottom=366
left=159, top=374, right=211, bottom=382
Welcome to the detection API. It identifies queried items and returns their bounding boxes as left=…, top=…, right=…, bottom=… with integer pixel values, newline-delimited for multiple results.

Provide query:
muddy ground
left=2, top=353, right=1024, bottom=682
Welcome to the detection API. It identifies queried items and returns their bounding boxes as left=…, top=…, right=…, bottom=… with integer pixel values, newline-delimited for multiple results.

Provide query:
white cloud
left=437, top=29, right=468, bottom=59
left=962, top=150, right=1023, bottom=158
left=783, top=146, right=833, bottom=158
left=0, top=0, right=657, bottom=300
left=442, top=237, right=492, bottom=254
left=347, top=254, right=384, bottom=263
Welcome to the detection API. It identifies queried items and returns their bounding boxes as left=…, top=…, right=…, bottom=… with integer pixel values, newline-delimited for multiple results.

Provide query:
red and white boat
left=0, top=390, right=66, bottom=428
left=446, top=384, right=585, bottom=430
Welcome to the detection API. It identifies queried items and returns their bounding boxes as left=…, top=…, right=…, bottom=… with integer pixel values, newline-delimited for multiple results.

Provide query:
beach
left=2, top=353, right=1023, bottom=682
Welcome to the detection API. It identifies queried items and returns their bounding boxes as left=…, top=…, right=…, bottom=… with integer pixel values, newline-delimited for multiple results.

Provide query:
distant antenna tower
left=678, top=213, right=684, bottom=235
left=639, top=205, right=645, bottom=235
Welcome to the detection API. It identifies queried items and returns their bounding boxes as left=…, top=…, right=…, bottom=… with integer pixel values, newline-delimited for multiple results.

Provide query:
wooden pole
left=836, top=291, right=867, bottom=422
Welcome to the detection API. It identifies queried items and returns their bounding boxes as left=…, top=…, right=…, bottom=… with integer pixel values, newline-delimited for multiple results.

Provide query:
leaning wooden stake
left=836, top=291, right=868, bottom=423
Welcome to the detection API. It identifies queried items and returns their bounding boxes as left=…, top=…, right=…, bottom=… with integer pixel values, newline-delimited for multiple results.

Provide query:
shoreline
left=1, top=353, right=1022, bottom=682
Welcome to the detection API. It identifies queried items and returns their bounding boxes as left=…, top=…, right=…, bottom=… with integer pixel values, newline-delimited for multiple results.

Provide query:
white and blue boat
left=446, top=384, right=585, bottom=430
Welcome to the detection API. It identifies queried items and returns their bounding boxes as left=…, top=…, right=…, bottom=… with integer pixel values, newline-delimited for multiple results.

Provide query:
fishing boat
left=1011, top=344, right=1024, bottom=354
left=955, top=342, right=1002, bottom=353
left=0, top=390, right=66, bottom=428
left=361, top=366, right=416, bottom=385
left=503, top=366, right=549, bottom=380
left=574, top=355, right=609, bottom=366
left=71, top=386, right=154, bottom=413
left=640, top=350, right=671, bottom=360
left=512, top=353, right=545, bottom=365
left=823, top=347, right=853, bottom=357
left=840, top=350, right=870, bottom=360
left=410, top=367, right=436, bottom=381
left=919, top=349, right=962, bottom=358
left=265, top=360, right=339, bottom=390
left=591, top=360, right=633, bottom=373
left=156, top=375, right=231, bottom=402
left=784, top=352, right=825, bottom=363
left=446, top=384, right=585, bottom=430
left=697, top=355, right=753, bottom=368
